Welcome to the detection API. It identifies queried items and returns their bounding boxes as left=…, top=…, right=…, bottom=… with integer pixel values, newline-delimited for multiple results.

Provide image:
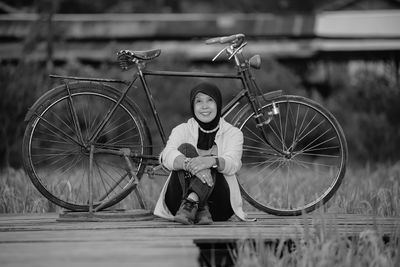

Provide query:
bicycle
left=22, top=33, right=348, bottom=216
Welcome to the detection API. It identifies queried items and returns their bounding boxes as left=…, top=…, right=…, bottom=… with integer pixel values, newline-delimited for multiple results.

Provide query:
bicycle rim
left=23, top=83, right=150, bottom=211
left=237, top=95, right=347, bottom=215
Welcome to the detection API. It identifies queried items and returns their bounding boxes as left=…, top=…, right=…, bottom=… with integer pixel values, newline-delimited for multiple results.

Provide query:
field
left=2, top=161, right=399, bottom=216
left=1, top=162, right=400, bottom=266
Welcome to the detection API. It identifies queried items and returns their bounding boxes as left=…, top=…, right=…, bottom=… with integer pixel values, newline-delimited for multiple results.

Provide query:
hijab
left=190, top=82, right=222, bottom=150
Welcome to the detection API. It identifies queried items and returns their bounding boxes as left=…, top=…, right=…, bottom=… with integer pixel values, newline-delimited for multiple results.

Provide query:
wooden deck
left=0, top=211, right=399, bottom=267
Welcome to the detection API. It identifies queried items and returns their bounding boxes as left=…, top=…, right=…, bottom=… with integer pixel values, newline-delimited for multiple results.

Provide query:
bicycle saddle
left=117, top=49, right=161, bottom=61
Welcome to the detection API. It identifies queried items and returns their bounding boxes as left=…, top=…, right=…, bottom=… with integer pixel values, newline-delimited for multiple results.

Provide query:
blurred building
left=0, top=0, right=399, bottom=87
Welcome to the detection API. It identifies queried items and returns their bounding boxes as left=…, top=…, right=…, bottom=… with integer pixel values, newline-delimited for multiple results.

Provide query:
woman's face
left=193, top=92, right=217, bottom=123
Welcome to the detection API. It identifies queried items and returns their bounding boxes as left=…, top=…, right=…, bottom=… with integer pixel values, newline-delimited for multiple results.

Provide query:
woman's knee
left=178, top=143, right=198, bottom=157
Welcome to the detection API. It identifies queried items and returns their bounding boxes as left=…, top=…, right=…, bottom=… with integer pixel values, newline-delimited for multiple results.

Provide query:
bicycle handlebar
left=205, top=33, right=245, bottom=48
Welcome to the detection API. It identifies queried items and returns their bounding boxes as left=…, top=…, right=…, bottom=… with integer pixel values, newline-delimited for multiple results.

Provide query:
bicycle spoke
left=98, top=172, right=129, bottom=202
left=54, top=154, right=84, bottom=198
left=277, top=104, right=286, bottom=151
left=283, top=100, right=291, bottom=150
left=93, top=159, right=116, bottom=201
left=243, top=145, right=279, bottom=156
left=74, top=158, right=87, bottom=204
left=36, top=115, right=81, bottom=147
left=48, top=108, right=77, bottom=139
left=268, top=116, right=286, bottom=148
left=85, top=104, right=103, bottom=141
left=289, top=103, right=301, bottom=150
left=291, top=158, right=338, bottom=170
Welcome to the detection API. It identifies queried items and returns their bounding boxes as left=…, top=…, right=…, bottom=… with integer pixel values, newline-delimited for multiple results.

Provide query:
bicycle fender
left=24, top=81, right=124, bottom=122
left=231, top=90, right=283, bottom=126
left=24, top=86, right=63, bottom=122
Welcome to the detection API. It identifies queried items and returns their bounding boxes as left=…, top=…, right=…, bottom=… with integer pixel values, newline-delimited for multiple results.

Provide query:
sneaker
left=195, top=205, right=213, bottom=225
left=174, top=198, right=198, bottom=225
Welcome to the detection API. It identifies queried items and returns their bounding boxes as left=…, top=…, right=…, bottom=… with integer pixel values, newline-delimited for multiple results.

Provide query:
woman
left=154, top=82, right=249, bottom=225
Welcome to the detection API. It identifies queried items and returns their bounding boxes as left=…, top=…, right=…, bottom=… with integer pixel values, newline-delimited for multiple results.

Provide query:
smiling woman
left=154, top=82, right=251, bottom=225
left=193, top=93, right=218, bottom=124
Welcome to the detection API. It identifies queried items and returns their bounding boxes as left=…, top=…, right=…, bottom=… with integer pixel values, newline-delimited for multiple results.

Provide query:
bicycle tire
left=234, top=95, right=347, bottom=216
left=22, top=82, right=152, bottom=211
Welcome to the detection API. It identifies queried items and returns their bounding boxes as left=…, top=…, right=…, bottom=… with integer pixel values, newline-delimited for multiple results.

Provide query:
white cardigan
left=154, top=117, right=250, bottom=221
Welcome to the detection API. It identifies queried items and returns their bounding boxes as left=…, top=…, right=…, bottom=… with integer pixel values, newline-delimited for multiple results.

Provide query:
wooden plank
left=0, top=212, right=399, bottom=266
left=1, top=212, right=399, bottom=234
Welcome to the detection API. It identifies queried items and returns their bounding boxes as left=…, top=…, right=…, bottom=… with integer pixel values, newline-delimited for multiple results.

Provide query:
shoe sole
left=174, top=216, right=193, bottom=225
left=195, top=220, right=213, bottom=225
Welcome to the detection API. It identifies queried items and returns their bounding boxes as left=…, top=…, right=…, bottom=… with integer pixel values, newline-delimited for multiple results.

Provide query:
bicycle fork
left=241, top=71, right=285, bottom=156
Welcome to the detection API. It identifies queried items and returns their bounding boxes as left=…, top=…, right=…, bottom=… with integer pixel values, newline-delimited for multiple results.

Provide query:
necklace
left=199, top=125, right=219, bottom=134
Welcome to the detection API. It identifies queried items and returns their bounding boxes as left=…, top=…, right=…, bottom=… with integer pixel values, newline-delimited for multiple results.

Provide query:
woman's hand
left=194, top=169, right=214, bottom=187
left=187, top=156, right=214, bottom=174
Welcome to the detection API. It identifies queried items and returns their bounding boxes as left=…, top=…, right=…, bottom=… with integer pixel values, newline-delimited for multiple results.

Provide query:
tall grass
left=233, top=228, right=400, bottom=267
left=328, top=162, right=400, bottom=217
left=230, top=161, right=400, bottom=266
left=0, top=168, right=53, bottom=213
left=1, top=161, right=400, bottom=215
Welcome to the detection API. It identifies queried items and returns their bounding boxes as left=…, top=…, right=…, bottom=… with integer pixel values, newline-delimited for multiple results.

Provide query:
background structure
left=0, top=0, right=400, bottom=214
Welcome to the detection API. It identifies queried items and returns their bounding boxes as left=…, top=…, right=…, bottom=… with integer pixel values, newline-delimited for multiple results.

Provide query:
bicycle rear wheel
left=22, top=82, right=151, bottom=211
left=235, top=95, right=347, bottom=216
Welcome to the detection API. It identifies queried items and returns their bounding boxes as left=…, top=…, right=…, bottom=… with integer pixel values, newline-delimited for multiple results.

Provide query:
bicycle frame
left=49, top=58, right=284, bottom=162
left=137, top=63, right=284, bottom=155
left=138, top=68, right=244, bottom=144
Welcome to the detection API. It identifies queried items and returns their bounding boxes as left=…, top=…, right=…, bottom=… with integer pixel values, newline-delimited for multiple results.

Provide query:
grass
left=0, top=166, right=168, bottom=213
left=0, top=168, right=54, bottom=213
left=328, top=162, right=400, bottom=217
left=1, top=161, right=400, bottom=215
left=232, top=228, right=400, bottom=267
left=230, top=159, right=400, bottom=266
left=1, top=162, right=400, bottom=266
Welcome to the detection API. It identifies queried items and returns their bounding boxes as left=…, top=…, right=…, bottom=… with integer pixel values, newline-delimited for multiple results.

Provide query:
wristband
left=183, top=157, right=191, bottom=171
left=212, top=156, right=219, bottom=169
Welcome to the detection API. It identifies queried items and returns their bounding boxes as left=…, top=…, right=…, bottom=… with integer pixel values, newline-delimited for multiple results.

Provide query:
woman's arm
left=218, top=127, right=243, bottom=175
left=187, top=125, right=242, bottom=176
left=160, top=124, right=188, bottom=170
left=172, top=154, right=186, bottom=170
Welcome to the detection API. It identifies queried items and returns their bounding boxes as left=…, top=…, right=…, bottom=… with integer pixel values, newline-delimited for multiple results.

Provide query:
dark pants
left=164, top=144, right=234, bottom=221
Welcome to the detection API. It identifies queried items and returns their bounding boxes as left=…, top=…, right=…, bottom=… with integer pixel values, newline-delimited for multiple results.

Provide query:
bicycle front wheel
left=236, top=95, right=347, bottom=216
left=22, top=82, right=151, bottom=211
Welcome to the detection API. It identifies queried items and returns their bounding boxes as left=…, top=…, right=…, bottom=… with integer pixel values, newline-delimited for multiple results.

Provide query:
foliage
left=322, top=63, right=400, bottom=162
left=0, top=63, right=47, bottom=168
left=2, top=0, right=332, bottom=14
